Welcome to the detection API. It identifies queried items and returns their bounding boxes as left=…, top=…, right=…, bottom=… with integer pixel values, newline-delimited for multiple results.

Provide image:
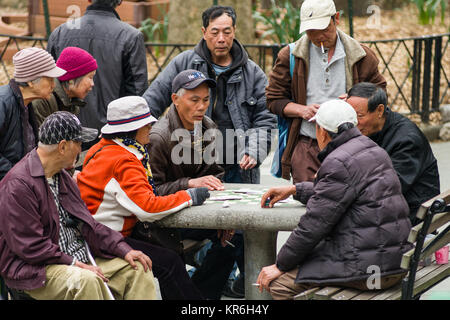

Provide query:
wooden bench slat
left=387, top=263, right=450, bottom=300
left=331, top=288, right=361, bottom=300
left=415, top=190, right=450, bottom=220
left=401, top=233, right=450, bottom=269
left=408, top=212, right=450, bottom=243
left=370, top=264, right=439, bottom=300
left=351, top=290, right=380, bottom=300
left=293, top=287, right=321, bottom=300
left=313, top=287, right=343, bottom=300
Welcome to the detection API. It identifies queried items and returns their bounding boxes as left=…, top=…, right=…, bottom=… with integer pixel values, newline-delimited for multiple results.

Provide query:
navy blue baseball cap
left=172, top=69, right=216, bottom=93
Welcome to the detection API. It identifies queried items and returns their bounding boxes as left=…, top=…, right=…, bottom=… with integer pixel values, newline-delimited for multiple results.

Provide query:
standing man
left=47, top=0, right=148, bottom=148
left=266, top=0, right=386, bottom=183
left=345, top=82, right=440, bottom=225
left=143, top=5, right=276, bottom=184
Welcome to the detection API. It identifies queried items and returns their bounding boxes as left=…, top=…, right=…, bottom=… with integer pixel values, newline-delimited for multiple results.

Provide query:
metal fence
left=1, top=33, right=449, bottom=123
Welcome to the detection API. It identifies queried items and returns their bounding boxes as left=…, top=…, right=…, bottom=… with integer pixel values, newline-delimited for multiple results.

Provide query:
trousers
left=25, top=257, right=156, bottom=300
left=269, top=268, right=406, bottom=300
left=291, top=135, right=321, bottom=184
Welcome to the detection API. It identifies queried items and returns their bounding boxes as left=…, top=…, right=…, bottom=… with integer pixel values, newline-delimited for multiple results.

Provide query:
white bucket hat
left=299, top=0, right=337, bottom=34
left=101, top=96, right=158, bottom=134
left=310, top=100, right=357, bottom=133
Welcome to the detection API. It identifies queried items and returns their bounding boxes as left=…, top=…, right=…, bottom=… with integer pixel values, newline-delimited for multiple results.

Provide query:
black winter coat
left=276, top=127, right=412, bottom=285
left=0, top=80, right=38, bottom=180
left=369, top=108, right=440, bottom=224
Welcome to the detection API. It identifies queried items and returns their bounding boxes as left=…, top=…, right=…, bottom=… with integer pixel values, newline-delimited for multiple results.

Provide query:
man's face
left=202, top=13, right=235, bottom=62
left=346, top=96, right=383, bottom=136
left=172, top=83, right=210, bottom=130
left=306, top=14, right=339, bottom=49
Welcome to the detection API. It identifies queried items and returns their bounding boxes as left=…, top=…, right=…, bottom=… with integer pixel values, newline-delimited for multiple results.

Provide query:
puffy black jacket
left=369, top=108, right=440, bottom=224
left=47, top=4, right=148, bottom=134
left=0, top=80, right=38, bottom=180
left=276, top=127, right=412, bottom=285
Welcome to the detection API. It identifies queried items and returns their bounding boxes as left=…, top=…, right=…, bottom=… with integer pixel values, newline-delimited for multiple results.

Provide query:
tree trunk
left=167, top=0, right=256, bottom=44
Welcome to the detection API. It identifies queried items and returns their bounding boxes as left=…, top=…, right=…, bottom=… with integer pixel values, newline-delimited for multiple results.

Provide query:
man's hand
left=74, top=260, right=109, bottom=282
left=124, top=250, right=152, bottom=272
left=261, top=185, right=296, bottom=208
left=239, top=154, right=257, bottom=170
left=283, top=103, right=320, bottom=120
left=217, top=230, right=235, bottom=247
left=188, top=175, right=224, bottom=191
left=256, top=264, right=284, bottom=293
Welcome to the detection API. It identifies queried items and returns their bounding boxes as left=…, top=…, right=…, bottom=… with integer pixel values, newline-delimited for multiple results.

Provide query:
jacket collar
left=86, top=3, right=121, bottom=20
left=28, top=149, right=69, bottom=194
left=194, top=38, right=248, bottom=75
left=8, top=79, right=25, bottom=106
left=292, top=29, right=366, bottom=91
left=317, top=127, right=362, bottom=162
left=112, top=139, right=144, bottom=161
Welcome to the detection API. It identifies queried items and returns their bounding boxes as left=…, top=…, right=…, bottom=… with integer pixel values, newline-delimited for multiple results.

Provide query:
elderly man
left=0, top=112, right=156, bottom=300
left=0, top=47, right=66, bottom=180
left=257, top=100, right=412, bottom=300
left=148, top=69, right=244, bottom=300
left=266, top=0, right=386, bottom=183
left=345, top=82, right=440, bottom=225
left=143, top=5, right=276, bottom=184
left=47, top=0, right=148, bottom=148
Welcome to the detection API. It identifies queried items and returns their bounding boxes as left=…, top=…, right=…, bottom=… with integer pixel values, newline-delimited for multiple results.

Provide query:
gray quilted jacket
left=277, top=127, right=413, bottom=285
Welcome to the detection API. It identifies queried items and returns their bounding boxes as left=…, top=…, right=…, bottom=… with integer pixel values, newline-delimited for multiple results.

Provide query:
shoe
left=231, top=274, right=245, bottom=297
left=222, top=279, right=244, bottom=299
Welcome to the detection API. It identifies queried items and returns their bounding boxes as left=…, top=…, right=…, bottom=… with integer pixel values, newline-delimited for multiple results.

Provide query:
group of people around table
left=0, top=0, right=441, bottom=300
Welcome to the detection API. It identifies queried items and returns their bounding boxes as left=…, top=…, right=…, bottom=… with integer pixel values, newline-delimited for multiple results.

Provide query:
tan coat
left=266, top=29, right=387, bottom=180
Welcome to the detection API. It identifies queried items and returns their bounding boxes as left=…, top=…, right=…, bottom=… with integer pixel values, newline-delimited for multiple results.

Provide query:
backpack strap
left=288, top=42, right=296, bottom=78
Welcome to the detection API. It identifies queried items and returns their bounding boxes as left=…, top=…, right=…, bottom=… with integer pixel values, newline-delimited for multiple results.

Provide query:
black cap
left=39, top=111, right=98, bottom=145
left=172, top=69, right=216, bottom=93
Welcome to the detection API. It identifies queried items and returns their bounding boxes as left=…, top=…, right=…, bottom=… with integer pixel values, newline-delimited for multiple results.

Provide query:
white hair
left=38, top=142, right=59, bottom=153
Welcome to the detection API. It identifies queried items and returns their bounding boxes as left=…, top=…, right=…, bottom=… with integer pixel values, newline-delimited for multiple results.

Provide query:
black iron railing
left=1, top=33, right=449, bottom=123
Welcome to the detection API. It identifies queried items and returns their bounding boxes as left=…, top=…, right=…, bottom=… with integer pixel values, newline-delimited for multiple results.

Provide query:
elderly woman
left=0, top=47, right=66, bottom=180
left=33, top=46, right=97, bottom=127
left=77, top=96, right=209, bottom=300
left=257, top=100, right=412, bottom=300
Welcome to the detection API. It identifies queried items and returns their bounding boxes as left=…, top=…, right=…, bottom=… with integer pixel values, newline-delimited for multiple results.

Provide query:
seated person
left=257, top=100, right=412, bottom=300
left=0, top=47, right=66, bottom=181
left=77, top=96, right=207, bottom=300
left=345, top=82, right=440, bottom=225
left=0, top=111, right=155, bottom=300
left=33, top=46, right=97, bottom=127
left=148, top=69, right=244, bottom=300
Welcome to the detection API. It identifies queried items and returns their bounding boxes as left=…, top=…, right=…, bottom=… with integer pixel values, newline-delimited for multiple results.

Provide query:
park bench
left=294, top=190, right=450, bottom=301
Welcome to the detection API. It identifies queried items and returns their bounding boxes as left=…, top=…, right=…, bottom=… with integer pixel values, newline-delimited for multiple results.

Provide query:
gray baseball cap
left=172, top=69, right=216, bottom=93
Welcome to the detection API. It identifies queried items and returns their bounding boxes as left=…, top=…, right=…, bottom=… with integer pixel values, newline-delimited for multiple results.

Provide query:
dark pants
left=125, top=237, right=203, bottom=300
left=180, top=228, right=244, bottom=300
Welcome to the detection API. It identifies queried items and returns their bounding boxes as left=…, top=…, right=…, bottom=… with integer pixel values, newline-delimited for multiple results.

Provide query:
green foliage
left=411, top=0, right=448, bottom=25
left=252, top=0, right=302, bottom=44
left=139, top=15, right=169, bottom=43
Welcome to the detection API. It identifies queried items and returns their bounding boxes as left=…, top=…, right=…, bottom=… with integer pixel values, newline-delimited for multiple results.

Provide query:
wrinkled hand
left=188, top=175, right=224, bottom=191
left=74, top=260, right=109, bottom=282
left=239, top=154, right=257, bottom=170
left=256, top=264, right=284, bottom=293
left=299, top=104, right=320, bottom=121
left=261, top=185, right=296, bottom=208
left=124, top=250, right=152, bottom=272
left=217, top=230, right=235, bottom=247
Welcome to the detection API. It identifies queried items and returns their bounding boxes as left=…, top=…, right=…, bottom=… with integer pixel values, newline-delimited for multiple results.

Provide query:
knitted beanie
left=56, top=47, right=98, bottom=82
left=13, top=47, right=66, bottom=82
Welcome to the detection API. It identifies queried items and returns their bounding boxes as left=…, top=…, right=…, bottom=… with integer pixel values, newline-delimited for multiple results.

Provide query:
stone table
left=157, top=183, right=306, bottom=300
